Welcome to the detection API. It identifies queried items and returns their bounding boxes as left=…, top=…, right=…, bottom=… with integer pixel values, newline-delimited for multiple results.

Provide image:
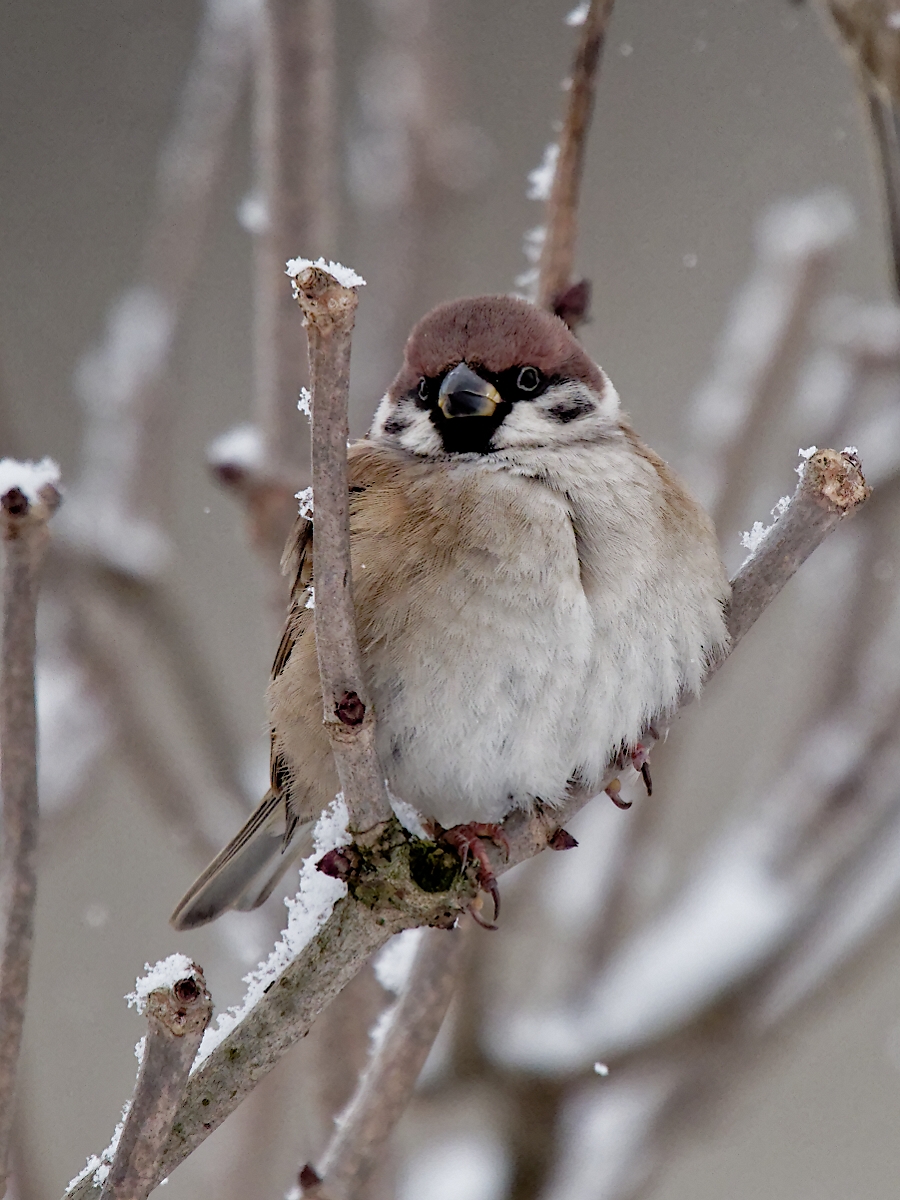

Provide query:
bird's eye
left=417, top=378, right=429, bottom=401
left=517, top=366, right=541, bottom=393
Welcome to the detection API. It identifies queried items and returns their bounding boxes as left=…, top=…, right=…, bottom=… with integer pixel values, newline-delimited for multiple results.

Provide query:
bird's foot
left=605, top=777, right=632, bottom=809
left=438, top=822, right=510, bottom=928
left=630, top=743, right=653, bottom=796
left=611, top=739, right=654, bottom=800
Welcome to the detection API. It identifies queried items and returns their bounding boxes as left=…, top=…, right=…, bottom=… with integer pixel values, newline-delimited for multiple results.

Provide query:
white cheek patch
left=369, top=395, right=442, bottom=455
left=492, top=402, right=559, bottom=449
left=369, top=393, right=395, bottom=439
left=398, top=414, right=444, bottom=456
left=492, top=380, right=616, bottom=450
left=596, top=372, right=621, bottom=419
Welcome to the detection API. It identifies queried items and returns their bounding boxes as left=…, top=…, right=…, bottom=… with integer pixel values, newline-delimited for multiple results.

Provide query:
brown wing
left=272, top=516, right=314, bottom=682
left=265, top=457, right=387, bottom=831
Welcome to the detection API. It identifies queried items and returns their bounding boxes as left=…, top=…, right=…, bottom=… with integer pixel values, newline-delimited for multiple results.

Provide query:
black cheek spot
left=547, top=395, right=595, bottom=423
left=383, top=413, right=409, bottom=436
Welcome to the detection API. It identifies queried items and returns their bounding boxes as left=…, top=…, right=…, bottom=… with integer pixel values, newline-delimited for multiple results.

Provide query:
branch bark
left=537, top=0, right=616, bottom=324
left=304, top=927, right=468, bottom=1200
left=292, top=265, right=393, bottom=834
left=722, top=447, right=870, bottom=654
left=0, top=480, right=59, bottom=1194
left=99, top=968, right=212, bottom=1200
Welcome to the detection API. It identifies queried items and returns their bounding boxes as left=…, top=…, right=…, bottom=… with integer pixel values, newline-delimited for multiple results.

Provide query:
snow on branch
left=96, top=961, right=212, bottom=1200
left=0, top=471, right=60, bottom=1194
left=724, top=446, right=869, bottom=655
left=67, top=958, right=211, bottom=1200
left=193, top=798, right=350, bottom=1064
left=290, top=260, right=393, bottom=834
left=286, top=257, right=367, bottom=291
left=0, top=459, right=60, bottom=505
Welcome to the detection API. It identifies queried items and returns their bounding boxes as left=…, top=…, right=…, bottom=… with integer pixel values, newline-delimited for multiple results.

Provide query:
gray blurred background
left=2, top=1, right=900, bottom=1197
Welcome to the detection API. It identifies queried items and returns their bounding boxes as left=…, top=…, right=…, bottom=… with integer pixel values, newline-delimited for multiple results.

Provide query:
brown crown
left=390, top=295, right=606, bottom=397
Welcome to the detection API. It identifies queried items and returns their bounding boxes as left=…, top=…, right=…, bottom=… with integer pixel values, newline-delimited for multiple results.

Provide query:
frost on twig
left=206, top=418, right=306, bottom=579
left=0, top=464, right=60, bottom=1195
left=193, top=798, right=350, bottom=1065
left=289, top=260, right=392, bottom=835
left=94, top=959, right=212, bottom=1200
left=724, top=446, right=869, bottom=654
left=68, top=957, right=211, bottom=1199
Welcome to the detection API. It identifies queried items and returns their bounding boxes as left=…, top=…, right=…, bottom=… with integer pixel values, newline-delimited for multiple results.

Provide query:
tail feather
left=170, top=791, right=313, bottom=930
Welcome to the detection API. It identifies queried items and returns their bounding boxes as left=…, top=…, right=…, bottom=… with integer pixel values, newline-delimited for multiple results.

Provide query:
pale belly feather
left=366, top=478, right=595, bottom=827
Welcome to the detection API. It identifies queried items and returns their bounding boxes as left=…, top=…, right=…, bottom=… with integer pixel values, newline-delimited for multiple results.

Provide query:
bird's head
left=369, top=295, right=621, bottom=457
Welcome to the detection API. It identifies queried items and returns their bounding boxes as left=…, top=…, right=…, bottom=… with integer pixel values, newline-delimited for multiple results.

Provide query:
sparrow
left=171, top=295, right=729, bottom=930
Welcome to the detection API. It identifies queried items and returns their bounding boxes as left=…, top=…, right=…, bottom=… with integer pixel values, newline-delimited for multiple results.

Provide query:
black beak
left=438, top=363, right=500, bottom=419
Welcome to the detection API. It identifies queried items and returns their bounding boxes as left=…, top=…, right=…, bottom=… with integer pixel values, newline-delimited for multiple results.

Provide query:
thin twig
left=722, top=447, right=870, bottom=654
left=817, top=0, right=900, bottom=296
left=61, top=447, right=869, bottom=1199
left=253, top=0, right=337, bottom=481
left=0, top=479, right=59, bottom=1194
left=305, top=927, right=468, bottom=1200
left=537, top=0, right=616, bottom=324
left=292, top=265, right=393, bottom=834
left=865, top=89, right=900, bottom=296
left=99, top=967, right=212, bottom=1200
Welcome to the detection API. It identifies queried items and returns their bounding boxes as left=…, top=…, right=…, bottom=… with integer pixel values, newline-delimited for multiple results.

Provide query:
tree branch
left=537, top=0, right=616, bottom=324
left=61, top=447, right=869, bottom=1199
left=291, top=263, right=393, bottom=834
left=253, top=0, right=337, bottom=478
left=99, top=966, right=212, bottom=1200
left=722, top=446, right=870, bottom=654
left=304, top=927, right=468, bottom=1200
left=0, top=474, right=59, bottom=1194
